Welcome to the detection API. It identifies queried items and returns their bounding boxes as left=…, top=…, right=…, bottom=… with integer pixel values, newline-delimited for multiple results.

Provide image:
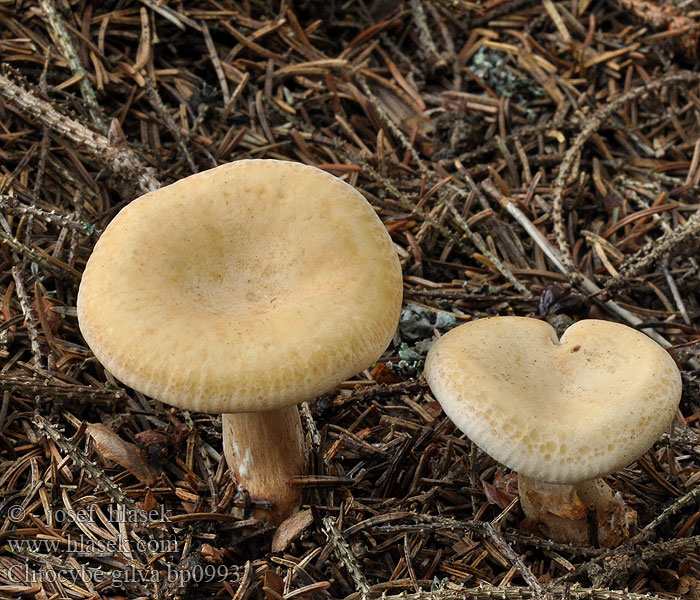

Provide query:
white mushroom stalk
left=77, top=159, right=403, bottom=526
left=424, top=317, right=682, bottom=547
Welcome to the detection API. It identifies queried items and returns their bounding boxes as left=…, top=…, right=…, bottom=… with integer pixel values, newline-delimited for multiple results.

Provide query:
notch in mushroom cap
left=78, top=159, right=403, bottom=525
left=424, top=317, right=681, bottom=546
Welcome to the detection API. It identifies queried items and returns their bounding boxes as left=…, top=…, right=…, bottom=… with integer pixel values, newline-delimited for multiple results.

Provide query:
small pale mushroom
left=424, top=316, right=682, bottom=547
left=78, top=159, right=403, bottom=525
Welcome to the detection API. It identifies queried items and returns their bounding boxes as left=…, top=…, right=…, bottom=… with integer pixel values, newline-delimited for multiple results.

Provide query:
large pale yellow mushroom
left=424, top=317, right=682, bottom=547
left=77, top=159, right=403, bottom=525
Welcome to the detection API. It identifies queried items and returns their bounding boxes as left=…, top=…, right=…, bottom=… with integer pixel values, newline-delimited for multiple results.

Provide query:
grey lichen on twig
left=0, top=374, right=125, bottom=405
left=338, top=145, right=527, bottom=295
left=372, top=512, right=601, bottom=557
left=481, top=178, right=672, bottom=348
left=373, top=586, right=667, bottom=600
left=605, top=208, right=700, bottom=296
left=32, top=414, right=137, bottom=511
left=481, top=523, right=545, bottom=600
left=409, top=0, right=446, bottom=70
left=446, top=198, right=531, bottom=296
left=358, top=77, right=425, bottom=172
left=0, top=72, right=159, bottom=197
left=38, top=0, right=107, bottom=134
left=0, top=227, right=80, bottom=280
left=11, top=265, right=43, bottom=368
left=551, top=71, right=700, bottom=276
left=323, top=516, right=370, bottom=595
left=633, top=482, right=700, bottom=544
left=0, top=194, right=100, bottom=237
left=456, top=174, right=532, bottom=296
left=144, top=77, right=197, bottom=173
left=299, top=401, right=323, bottom=463
left=553, top=483, right=700, bottom=588
left=31, top=416, right=173, bottom=578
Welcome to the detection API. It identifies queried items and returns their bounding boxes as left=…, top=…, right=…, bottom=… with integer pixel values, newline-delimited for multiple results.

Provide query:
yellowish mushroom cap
left=78, top=159, right=402, bottom=413
left=424, top=317, right=681, bottom=484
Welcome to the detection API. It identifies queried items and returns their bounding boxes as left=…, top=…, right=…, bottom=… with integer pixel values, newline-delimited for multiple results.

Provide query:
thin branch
left=370, top=586, right=668, bottom=600
left=11, top=265, right=42, bottom=367
left=144, top=78, right=196, bottom=173
left=31, top=415, right=137, bottom=510
left=38, top=0, right=107, bottom=133
left=409, top=0, right=446, bottom=70
left=605, top=208, right=700, bottom=295
left=481, top=179, right=672, bottom=348
left=0, top=194, right=100, bottom=237
left=0, top=72, right=159, bottom=197
left=323, top=516, right=370, bottom=595
left=5, top=239, right=75, bottom=285
left=0, top=374, right=125, bottom=406
left=551, top=71, right=700, bottom=274
left=482, top=523, right=545, bottom=600
left=446, top=199, right=531, bottom=296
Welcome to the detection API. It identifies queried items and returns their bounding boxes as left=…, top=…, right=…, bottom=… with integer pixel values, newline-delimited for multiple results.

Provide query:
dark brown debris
left=2, top=1, right=700, bottom=599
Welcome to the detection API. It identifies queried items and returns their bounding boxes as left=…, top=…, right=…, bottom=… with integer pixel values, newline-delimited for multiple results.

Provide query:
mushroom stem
left=222, top=406, right=305, bottom=526
left=518, top=475, right=637, bottom=548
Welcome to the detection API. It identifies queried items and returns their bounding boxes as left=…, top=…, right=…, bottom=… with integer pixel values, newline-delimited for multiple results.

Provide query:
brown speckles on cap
left=77, top=159, right=403, bottom=413
left=424, top=317, right=682, bottom=484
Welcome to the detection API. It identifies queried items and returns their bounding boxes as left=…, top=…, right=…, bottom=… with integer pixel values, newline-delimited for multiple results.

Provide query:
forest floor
left=2, top=1, right=700, bottom=599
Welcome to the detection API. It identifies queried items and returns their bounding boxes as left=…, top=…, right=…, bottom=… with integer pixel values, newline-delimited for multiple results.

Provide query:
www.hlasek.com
left=7, top=564, right=243, bottom=587
left=7, top=535, right=178, bottom=556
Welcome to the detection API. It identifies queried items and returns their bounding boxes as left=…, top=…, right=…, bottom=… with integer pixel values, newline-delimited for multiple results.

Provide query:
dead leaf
left=201, top=543, right=224, bottom=564
left=32, top=295, right=60, bottom=334
left=424, top=398, right=443, bottom=419
left=678, top=575, right=700, bottom=597
left=133, top=8, right=151, bottom=72
left=271, top=509, right=313, bottom=553
left=482, top=479, right=516, bottom=510
left=87, top=423, right=155, bottom=484
left=263, top=569, right=285, bottom=600
left=493, top=469, right=519, bottom=496
left=137, top=488, right=158, bottom=513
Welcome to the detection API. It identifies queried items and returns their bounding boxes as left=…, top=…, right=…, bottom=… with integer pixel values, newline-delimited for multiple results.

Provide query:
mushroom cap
left=78, top=159, right=402, bottom=413
left=424, top=317, right=681, bottom=484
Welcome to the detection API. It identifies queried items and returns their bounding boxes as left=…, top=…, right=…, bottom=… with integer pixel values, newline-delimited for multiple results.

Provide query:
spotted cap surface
left=78, top=159, right=403, bottom=413
left=424, top=317, right=681, bottom=484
